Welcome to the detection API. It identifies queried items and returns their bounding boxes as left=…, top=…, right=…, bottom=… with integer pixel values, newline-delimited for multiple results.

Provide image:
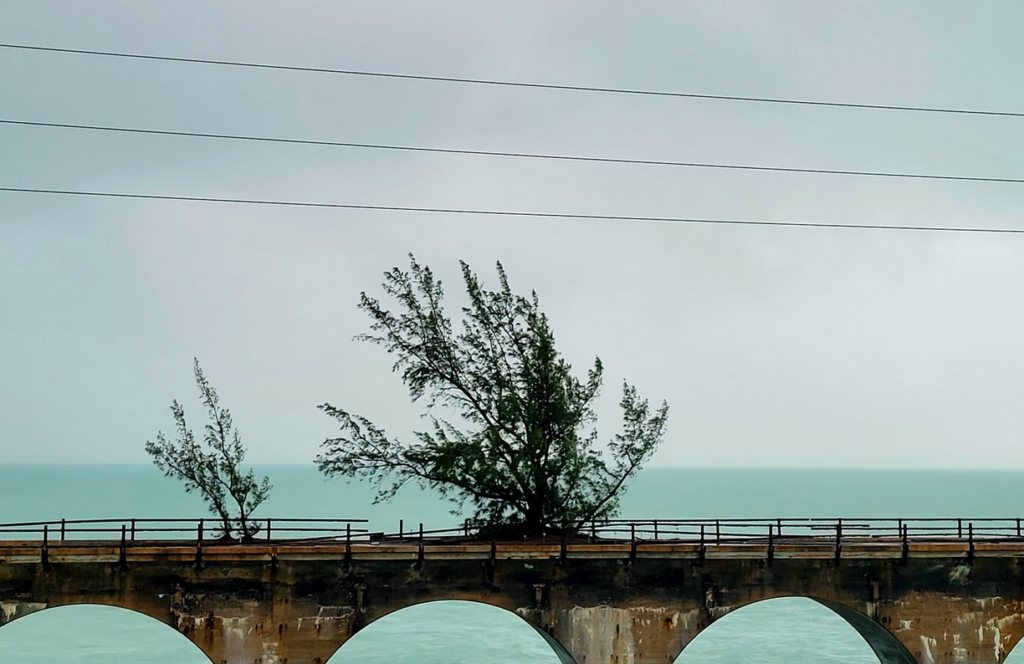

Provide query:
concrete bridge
left=2, top=518, right=1024, bottom=664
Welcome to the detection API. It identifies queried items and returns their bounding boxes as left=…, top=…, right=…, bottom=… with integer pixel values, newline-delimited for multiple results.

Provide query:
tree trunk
left=523, top=503, right=547, bottom=538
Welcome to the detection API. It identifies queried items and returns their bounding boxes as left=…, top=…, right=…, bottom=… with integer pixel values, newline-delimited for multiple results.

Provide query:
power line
left=1, top=186, right=1021, bottom=235
left=4, top=118, right=1022, bottom=185
left=2, top=43, right=1021, bottom=120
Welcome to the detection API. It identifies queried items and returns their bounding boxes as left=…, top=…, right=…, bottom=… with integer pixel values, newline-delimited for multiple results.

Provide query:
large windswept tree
left=316, top=257, right=669, bottom=537
left=146, top=359, right=271, bottom=541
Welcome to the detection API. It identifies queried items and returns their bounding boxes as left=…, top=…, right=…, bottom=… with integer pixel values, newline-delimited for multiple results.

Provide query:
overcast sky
left=3, top=1, right=1024, bottom=468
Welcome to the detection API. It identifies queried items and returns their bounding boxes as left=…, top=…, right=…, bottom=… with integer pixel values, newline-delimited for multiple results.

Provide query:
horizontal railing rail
left=328, top=517, right=1024, bottom=545
left=0, top=518, right=369, bottom=543
left=2, top=517, right=1022, bottom=546
left=559, top=517, right=1024, bottom=544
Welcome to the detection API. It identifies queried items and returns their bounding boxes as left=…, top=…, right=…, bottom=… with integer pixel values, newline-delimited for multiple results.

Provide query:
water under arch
left=674, top=597, right=884, bottom=664
left=325, top=599, right=570, bottom=664
left=0, top=604, right=211, bottom=663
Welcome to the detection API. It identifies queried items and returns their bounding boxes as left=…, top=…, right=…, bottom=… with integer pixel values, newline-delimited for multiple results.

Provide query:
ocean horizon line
left=4, top=462, right=1024, bottom=473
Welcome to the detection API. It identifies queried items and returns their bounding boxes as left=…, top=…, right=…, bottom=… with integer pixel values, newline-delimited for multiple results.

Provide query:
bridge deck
left=0, top=537, right=1017, bottom=562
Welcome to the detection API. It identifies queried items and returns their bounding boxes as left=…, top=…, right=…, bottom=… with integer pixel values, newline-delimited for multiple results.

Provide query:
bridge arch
left=0, top=603, right=213, bottom=663
left=324, top=599, right=577, bottom=664
left=670, top=596, right=915, bottom=664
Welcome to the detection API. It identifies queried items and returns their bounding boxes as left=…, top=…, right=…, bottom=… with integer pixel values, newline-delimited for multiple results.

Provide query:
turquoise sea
left=2, top=465, right=1023, bottom=663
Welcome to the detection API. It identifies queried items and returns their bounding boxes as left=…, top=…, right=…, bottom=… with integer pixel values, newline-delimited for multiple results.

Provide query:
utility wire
left=1, top=186, right=1021, bottom=234
left=3, top=119, right=1022, bottom=185
left=2, top=43, right=1021, bottom=119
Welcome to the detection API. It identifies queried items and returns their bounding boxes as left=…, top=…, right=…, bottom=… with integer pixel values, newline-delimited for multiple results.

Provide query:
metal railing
left=0, top=518, right=368, bottom=543
left=571, top=518, right=1024, bottom=544
left=2, top=517, right=1023, bottom=546
left=308, top=517, right=1024, bottom=546
left=361, top=517, right=1024, bottom=546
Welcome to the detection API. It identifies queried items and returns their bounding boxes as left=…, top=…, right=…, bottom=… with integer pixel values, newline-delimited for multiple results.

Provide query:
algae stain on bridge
left=0, top=601, right=47, bottom=624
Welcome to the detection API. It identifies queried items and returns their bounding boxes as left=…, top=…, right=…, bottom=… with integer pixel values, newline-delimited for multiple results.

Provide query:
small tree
left=146, top=359, right=271, bottom=541
left=316, top=256, right=669, bottom=537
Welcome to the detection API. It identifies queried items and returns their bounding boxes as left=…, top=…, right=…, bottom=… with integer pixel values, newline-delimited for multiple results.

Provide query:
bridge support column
left=168, top=587, right=356, bottom=664
left=863, top=593, right=1024, bottom=664
left=542, top=605, right=692, bottom=664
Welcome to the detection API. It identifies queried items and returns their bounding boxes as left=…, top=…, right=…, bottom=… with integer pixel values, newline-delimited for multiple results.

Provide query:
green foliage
left=316, top=256, right=669, bottom=536
left=146, top=359, right=271, bottom=540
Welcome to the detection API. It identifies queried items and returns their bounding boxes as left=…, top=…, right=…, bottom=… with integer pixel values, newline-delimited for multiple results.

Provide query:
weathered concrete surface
left=1, top=539, right=1023, bottom=664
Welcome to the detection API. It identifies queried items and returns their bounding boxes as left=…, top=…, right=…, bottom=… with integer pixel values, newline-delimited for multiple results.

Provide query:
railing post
left=266, top=519, right=272, bottom=541
left=776, top=518, right=782, bottom=538
left=417, top=523, right=424, bottom=566
left=901, top=523, right=909, bottom=565
left=653, top=520, right=658, bottom=541
left=464, top=519, right=469, bottom=538
left=968, top=522, right=974, bottom=563
left=897, top=518, right=903, bottom=539
left=345, top=523, right=352, bottom=569
left=699, top=523, right=706, bottom=565
left=958, top=518, right=963, bottom=539
left=715, top=520, right=720, bottom=543
left=399, top=519, right=404, bottom=540
left=130, top=519, right=136, bottom=542
left=41, top=524, right=49, bottom=569
left=119, top=524, right=127, bottom=568
left=591, top=521, right=596, bottom=541
left=834, top=519, right=842, bottom=565
left=1018, top=518, right=1022, bottom=539
left=487, top=527, right=497, bottom=584
left=195, top=519, right=204, bottom=569
left=767, top=523, right=774, bottom=565
left=60, top=518, right=66, bottom=542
